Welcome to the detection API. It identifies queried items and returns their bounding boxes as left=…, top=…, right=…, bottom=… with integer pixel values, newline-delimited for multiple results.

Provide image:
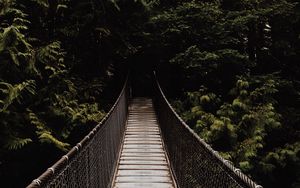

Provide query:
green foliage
left=27, top=109, right=70, bottom=151
left=4, top=137, right=32, bottom=150
left=38, top=132, right=70, bottom=152
left=36, top=41, right=67, bottom=80
left=0, top=80, right=35, bottom=111
left=262, top=142, right=300, bottom=170
left=26, top=0, right=49, bottom=8
left=173, top=75, right=297, bottom=186
left=0, top=0, right=299, bottom=187
left=0, top=26, right=32, bottom=64
left=149, top=1, right=226, bottom=51
left=170, top=46, right=252, bottom=85
left=0, top=0, right=114, bottom=186
left=150, top=1, right=300, bottom=186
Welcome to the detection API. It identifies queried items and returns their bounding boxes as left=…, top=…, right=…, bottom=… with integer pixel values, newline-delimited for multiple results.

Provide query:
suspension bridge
left=27, top=73, right=262, bottom=188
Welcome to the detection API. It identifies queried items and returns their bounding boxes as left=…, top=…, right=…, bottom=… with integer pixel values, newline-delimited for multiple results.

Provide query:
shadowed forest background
left=0, top=0, right=299, bottom=187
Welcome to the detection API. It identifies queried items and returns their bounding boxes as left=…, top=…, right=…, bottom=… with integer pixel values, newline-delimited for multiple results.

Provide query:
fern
left=27, top=109, right=46, bottom=130
left=27, top=109, right=71, bottom=152
left=0, top=0, right=15, bottom=14
left=0, top=80, right=35, bottom=111
left=38, top=131, right=70, bottom=152
left=109, top=0, right=120, bottom=11
left=31, top=0, right=49, bottom=8
left=0, top=26, right=33, bottom=73
left=36, top=41, right=66, bottom=79
left=5, top=136, right=32, bottom=150
left=37, top=41, right=64, bottom=64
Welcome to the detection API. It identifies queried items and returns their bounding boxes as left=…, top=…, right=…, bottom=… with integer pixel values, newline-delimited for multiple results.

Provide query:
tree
left=147, top=0, right=300, bottom=187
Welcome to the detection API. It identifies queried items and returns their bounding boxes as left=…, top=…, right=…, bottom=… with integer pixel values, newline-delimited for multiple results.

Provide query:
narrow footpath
left=113, top=98, right=176, bottom=188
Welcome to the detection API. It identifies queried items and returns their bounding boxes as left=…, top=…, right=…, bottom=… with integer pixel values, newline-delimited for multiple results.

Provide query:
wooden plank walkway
left=112, top=98, right=176, bottom=188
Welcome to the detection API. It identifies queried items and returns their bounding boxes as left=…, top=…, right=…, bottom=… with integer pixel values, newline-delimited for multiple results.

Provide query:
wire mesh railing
left=153, top=73, right=263, bottom=188
left=27, top=76, right=129, bottom=188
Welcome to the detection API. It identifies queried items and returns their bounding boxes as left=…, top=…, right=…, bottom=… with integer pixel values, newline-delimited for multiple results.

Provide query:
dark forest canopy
left=0, top=0, right=299, bottom=187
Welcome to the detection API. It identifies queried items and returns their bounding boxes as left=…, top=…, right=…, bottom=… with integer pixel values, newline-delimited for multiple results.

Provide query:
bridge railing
left=153, top=73, right=262, bottom=188
left=27, top=76, right=130, bottom=188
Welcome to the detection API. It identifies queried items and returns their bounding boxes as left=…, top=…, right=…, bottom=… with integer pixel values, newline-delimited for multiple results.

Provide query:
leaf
left=9, top=48, right=20, bottom=65
left=57, top=4, right=68, bottom=12
left=39, top=131, right=70, bottom=152
left=32, top=0, right=49, bottom=8
left=5, top=137, right=32, bottom=150
left=0, top=80, right=36, bottom=111
left=110, top=0, right=120, bottom=11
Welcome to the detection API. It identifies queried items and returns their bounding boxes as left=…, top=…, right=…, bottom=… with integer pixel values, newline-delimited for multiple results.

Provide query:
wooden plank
left=120, top=156, right=166, bottom=161
left=124, top=140, right=162, bottom=143
left=126, top=132, right=159, bottom=134
left=124, top=141, right=162, bottom=144
left=128, top=117, right=156, bottom=119
left=126, top=130, right=159, bottom=131
left=126, top=131, right=159, bottom=134
left=125, top=135, right=160, bottom=138
left=130, top=115, right=156, bottom=117
left=128, top=125, right=157, bottom=126
left=123, top=145, right=163, bottom=149
left=124, top=143, right=162, bottom=148
left=124, top=141, right=161, bottom=144
left=119, top=165, right=168, bottom=170
left=127, top=125, right=157, bottom=126
left=127, top=121, right=157, bottom=122
left=125, top=139, right=161, bottom=142
left=126, top=128, right=159, bottom=130
left=128, top=118, right=157, bottom=120
left=117, top=170, right=170, bottom=176
left=129, top=117, right=155, bottom=118
left=122, top=148, right=164, bottom=153
left=126, top=129, right=159, bottom=131
left=125, top=135, right=160, bottom=137
left=121, top=153, right=165, bottom=157
left=125, top=136, right=161, bottom=141
left=127, top=122, right=157, bottom=124
left=119, top=160, right=167, bottom=165
left=128, top=119, right=157, bottom=121
left=125, top=133, right=160, bottom=138
left=125, top=134, right=160, bottom=137
left=124, top=141, right=162, bottom=145
left=114, top=183, right=174, bottom=188
left=115, top=176, right=172, bottom=183
left=128, top=116, right=156, bottom=118
left=126, top=127, right=159, bottom=129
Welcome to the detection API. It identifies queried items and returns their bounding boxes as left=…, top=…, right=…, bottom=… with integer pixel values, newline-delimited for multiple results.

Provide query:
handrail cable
left=153, top=72, right=263, bottom=188
left=26, top=74, right=130, bottom=188
left=26, top=71, right=263, bottom=188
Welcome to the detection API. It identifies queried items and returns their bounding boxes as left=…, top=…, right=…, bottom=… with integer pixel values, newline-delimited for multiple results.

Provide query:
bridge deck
left=112, top=98, right=176, bottom=188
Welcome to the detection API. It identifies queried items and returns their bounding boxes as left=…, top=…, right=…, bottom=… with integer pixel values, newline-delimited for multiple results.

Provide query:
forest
left=0, top=0, right=299, bottom=187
